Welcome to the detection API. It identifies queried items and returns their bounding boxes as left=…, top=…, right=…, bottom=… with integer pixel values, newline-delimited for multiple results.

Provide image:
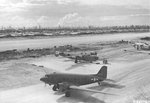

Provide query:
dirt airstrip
left=0, top=33, right=150, bottom=103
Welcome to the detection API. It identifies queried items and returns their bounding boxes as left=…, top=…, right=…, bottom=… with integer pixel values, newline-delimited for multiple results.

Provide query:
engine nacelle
left=58, top=83, right=70, bottom=92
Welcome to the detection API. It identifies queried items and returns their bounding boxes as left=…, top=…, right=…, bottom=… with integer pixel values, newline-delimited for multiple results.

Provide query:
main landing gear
left=52, top=84, right=59, bottom=91
left=98, top=82, right=101, bottom=86
left=52, top=84, right=71, bottom=97
left=65, top=91, right=71, bottom=97
left=75, top=56, right=78, bottom=63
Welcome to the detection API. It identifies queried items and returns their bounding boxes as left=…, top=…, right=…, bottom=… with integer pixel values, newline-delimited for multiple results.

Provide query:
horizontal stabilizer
left=105, top=79, right=116, bottom=83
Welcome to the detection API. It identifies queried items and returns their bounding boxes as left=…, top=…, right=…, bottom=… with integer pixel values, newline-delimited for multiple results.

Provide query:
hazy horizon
left=0, top=0, right=150, bottom=27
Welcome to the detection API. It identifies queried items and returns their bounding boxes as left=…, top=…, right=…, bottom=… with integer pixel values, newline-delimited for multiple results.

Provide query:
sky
left=0, top=0, right=149, bottom=27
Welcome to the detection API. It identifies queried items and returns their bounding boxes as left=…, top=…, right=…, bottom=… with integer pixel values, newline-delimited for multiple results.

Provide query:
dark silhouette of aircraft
left=132, top=42, right=150, bottom=50
left=124, top=42, right=150, bottom=55
left=74, top=52, right=99, bottom=63
left=55, top=51, right=101, bottom=63
left=40, top=66, right=115, bottom=97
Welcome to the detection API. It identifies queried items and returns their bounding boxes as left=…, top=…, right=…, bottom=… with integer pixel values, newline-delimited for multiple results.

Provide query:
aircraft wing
left=70, top=86, right=117, bottom=96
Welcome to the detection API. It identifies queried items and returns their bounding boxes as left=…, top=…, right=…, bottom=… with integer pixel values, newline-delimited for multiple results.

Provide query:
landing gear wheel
left=98, top=82, right=101, bottom=86
left=56, top=84, right=59, bottom=89
left=52, top=84, right=59, bottom=91
left=75, top=57, right=78, bottom=63
left=52, top=85, right=57, bottom=91
left=65, top=91, right=71, bottom=97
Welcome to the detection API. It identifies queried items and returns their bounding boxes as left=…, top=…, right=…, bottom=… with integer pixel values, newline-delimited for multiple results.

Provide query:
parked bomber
left=54, top=45, right=80, bottom=52
left=75, top=52, right=98, bottom=63
left=123, top=41, right=150, bottom=55
left=55, top=51, right=71, bottom=57
left=132, top=42, right=150, bottom=50
left=55, top=51, right=99, bottom=63
left=40, top=66, right=115, bottom=97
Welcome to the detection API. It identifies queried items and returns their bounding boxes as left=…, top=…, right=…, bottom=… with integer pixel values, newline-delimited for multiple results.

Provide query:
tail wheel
left=65, top=91, right=71, bottom=97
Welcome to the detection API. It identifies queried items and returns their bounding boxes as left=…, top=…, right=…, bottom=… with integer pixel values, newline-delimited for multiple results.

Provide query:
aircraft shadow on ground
left=88, top=82, right=125, bottom=90
left=56, top=90, right=106, bottom=103
left=64, top=59, right=74, bottom=62
left=55, top=82, right=125, bottom=103
left=65, top=63, right=88, bottom=70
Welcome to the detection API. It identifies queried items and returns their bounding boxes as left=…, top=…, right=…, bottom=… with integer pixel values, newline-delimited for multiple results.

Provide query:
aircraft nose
left=40, top=77, right=48, bottom=83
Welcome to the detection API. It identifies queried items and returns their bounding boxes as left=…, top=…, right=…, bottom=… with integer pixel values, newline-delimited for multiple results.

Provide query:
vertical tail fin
left=96, top=66, right=107, bottom=79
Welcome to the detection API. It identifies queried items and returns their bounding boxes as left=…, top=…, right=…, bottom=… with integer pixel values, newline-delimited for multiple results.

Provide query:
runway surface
left=0, top=56, right=150, bottom=103
left=0, top=32, right=149, bottom=51
left=0, top=32, right=150, bottom=103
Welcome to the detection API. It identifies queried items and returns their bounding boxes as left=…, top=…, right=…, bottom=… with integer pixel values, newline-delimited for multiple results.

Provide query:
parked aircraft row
left=124, top=41, right=150, bottom=55
left=55, top=51, right=109, bottom=64
left=132, top=42, right=150, bottom=50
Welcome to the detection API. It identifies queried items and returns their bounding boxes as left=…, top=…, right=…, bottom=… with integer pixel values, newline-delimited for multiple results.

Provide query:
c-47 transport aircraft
left=40, top=66, right=115, bottom=97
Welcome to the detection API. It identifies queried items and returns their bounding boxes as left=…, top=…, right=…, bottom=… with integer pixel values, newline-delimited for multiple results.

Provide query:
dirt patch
left=0, top=63, right=55, bottom=91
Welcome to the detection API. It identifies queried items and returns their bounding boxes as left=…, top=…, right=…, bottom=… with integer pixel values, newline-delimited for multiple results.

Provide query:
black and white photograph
left=0, top=0, right=150, bottom=103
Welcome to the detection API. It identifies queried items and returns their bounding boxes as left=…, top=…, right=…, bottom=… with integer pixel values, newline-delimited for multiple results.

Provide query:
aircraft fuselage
left=44, top=73, right=104, bottom=86
left=40, top=66, right=108, bottom=97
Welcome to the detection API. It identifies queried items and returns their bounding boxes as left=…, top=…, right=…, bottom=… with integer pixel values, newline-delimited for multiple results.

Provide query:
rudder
left=96, top=66, right=107, bottom=79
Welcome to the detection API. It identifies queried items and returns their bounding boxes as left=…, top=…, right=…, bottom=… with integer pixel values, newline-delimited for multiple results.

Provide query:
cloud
left=0, top=15, right=39, bottom=27
left=37, top=16, right=54, bottom=27
left=2, top=0, right=148, bottom=7
left=57, top=13, right=92, bottom=27
left=23, top=0, right=52, bottom=5
left=57, top=0, right=72, bottom=5
left=0, top=0, right=31, bottom=13
left=0, top=0, right=149, bottom=27
left=37, top=16, right=49, bottom=23
left=57, top=13, right=96, bottom=27
left=99, top=14, right=150, bottom=21
left=57, top=13, right=150, bottom=27
left=10, top=16, right=37, bottom=27
left=56, top=0, right=149, bottom=8
left=58, top=13, right=79, bottom=26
